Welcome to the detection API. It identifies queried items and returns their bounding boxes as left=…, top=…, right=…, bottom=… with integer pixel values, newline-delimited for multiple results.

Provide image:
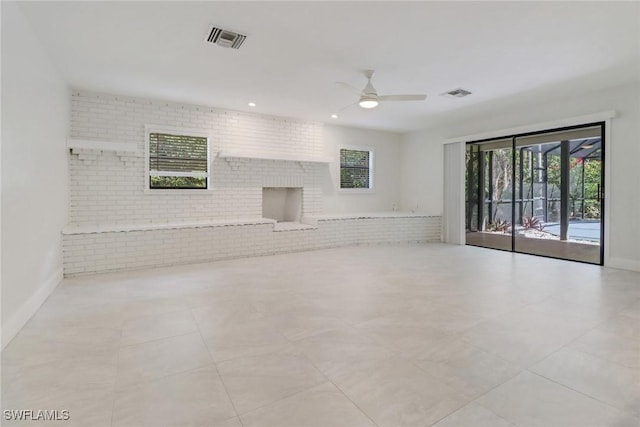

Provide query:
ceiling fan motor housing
left=363, top=82, right=377, bottom=97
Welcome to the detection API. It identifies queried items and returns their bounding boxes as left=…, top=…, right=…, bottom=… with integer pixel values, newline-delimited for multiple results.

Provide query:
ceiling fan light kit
left=359, top=97, right=379, bottom=109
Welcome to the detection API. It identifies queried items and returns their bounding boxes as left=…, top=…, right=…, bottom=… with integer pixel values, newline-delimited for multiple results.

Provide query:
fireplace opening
left=262, top=187, right=302, bottom=223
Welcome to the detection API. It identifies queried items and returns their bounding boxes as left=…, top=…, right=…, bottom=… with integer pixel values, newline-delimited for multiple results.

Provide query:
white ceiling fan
left=336, top=70, right=427, bottom=110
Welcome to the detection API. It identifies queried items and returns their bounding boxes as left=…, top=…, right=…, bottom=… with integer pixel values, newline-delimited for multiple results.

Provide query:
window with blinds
left=148, top=132, right=209, bottom=189
left=340, top=148, right=372, bottom=189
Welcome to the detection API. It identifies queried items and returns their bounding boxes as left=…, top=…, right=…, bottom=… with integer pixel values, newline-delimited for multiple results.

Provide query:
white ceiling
left=16, top=1, right=640, bottom=132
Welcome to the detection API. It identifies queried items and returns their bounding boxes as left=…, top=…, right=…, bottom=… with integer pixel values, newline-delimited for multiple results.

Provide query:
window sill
left=143, top=188, right=213, bottom=195
left=337, top=188, right=375, bottom=194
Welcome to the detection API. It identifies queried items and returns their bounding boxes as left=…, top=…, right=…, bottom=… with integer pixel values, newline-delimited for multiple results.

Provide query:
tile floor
left=2, top=244, right=639, bottom=426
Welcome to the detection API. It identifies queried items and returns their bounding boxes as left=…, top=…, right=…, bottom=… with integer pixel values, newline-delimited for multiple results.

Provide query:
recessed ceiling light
left=331, top=114, right=338, bottom=119
left=248, top=102, right=256, bottom=107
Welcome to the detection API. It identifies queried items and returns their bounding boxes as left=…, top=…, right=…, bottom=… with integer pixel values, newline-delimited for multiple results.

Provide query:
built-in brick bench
left=62, top=213, right=442, bottom=276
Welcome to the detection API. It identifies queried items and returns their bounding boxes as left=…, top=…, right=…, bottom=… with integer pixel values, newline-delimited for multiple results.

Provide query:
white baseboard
left=1, top=267, right=63, bottom=350
left=606, top=257, right=640, bottom=272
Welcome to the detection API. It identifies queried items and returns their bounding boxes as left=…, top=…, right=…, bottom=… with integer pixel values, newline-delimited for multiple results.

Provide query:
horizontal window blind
left=148, top=132, right=209, bottom=189
left=340, top=148, right=371, bottom=189
left=149, top=133, right=208, bottom=173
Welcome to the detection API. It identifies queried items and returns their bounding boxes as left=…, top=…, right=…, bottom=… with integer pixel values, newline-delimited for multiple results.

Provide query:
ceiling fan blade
left=335, top=81, right=364, bottom=95
left=378, top=94, right=427, bottom=102
left=336, top=101, right=359, bottom=113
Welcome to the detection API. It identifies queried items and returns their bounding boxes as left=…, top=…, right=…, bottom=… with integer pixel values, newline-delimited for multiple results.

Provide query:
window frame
left=144, top=125, right=213, bottom=193
left=337, top=144, right=375, bottom=193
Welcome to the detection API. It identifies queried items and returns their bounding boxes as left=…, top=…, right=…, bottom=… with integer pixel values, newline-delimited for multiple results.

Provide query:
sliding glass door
left=465, top=123, right=604, bottom=265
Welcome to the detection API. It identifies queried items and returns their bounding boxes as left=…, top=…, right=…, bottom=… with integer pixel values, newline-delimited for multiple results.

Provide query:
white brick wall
left=63, top=216, right=441, bottom=276
left=69, top=91, right=325, bottom=225
left=66, top=90, right=442, bottom=275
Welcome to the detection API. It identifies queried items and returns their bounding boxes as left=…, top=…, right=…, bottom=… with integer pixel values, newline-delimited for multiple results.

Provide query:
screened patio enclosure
left=465, top=123, right=604, bottom=265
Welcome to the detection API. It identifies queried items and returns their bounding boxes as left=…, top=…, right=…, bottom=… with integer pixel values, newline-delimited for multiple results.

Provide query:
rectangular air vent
left=205, top=26, right=247, bottom=49
left=442, top=88, right=472, bottom=98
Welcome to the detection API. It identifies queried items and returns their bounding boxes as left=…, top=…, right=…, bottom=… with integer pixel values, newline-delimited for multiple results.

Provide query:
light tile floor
left=2, top=244, right=639, bottom=426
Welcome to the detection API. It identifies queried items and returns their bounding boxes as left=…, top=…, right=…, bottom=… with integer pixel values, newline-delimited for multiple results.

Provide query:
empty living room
left=2, top=1, right=639, bottom=426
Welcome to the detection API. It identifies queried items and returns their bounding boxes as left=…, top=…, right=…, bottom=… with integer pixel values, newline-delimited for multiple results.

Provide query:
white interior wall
left=401, top=132, right=444, bottom=216
left=322, top=125, right=402, bottom=213
left=1, top=2, right=70, bottom=349
left=401, top=81, right=640, bottom=271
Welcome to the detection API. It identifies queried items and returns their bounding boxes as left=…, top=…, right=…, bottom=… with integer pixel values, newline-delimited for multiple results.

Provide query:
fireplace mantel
left=218, top=150, right=332, bottom=163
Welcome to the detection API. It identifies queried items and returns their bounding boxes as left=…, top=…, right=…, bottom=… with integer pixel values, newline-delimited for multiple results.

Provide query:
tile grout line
left=346, top=313, right=511, bottom=418
left=455, top=290, right=630, bottom=371
left=277, top=327, right=383, bottom=427
left=428, top=400, right=514, bottom=427
left=437, top=368, right=525, bottom=426
left=566, top=344, right=639, bottom=370
left=523, top=369, right=639, bottom=419
left=118, top=329, right=198, bottom=349
left=393, top=355, right=480, bottom=425
left=212, top=363, right=245, bottom=427
left=553, top=305, right=640, bottom=371
left=113, top=362, right=218, bottom=392
left=430, top=309, right=623, bottom=425
left=110, top=324, right=125, bottom=427
left=215, top=324, right=383, bottom=426
left=108, top=302, right=218, bottom=405
left=522, top=306, right=624, bottom=370
left=230, top=377, right=327, bottom=421
left=294, top=348, right=382, bottom=427
left=210, top=325, right=330, bottom=421
left=190, top=307, right=245, bottom=427
left=531, top=315, right=640, bottom=388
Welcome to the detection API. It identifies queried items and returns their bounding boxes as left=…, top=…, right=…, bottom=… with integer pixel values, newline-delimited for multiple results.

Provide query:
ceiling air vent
left=442, top=88, right=472, bottom=98
left=205, top=26, right=247, bottom=49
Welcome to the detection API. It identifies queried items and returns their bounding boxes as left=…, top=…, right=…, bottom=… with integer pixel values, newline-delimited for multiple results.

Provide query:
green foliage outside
left=547, top=153, right=602, bottom=218
left=340, top=168, right=369, bottom=188
left=340, top=149, right=370, bottom=188
left=466, top=144, right=602, bottom=232
left=150, top=176, right=207, bottom=189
